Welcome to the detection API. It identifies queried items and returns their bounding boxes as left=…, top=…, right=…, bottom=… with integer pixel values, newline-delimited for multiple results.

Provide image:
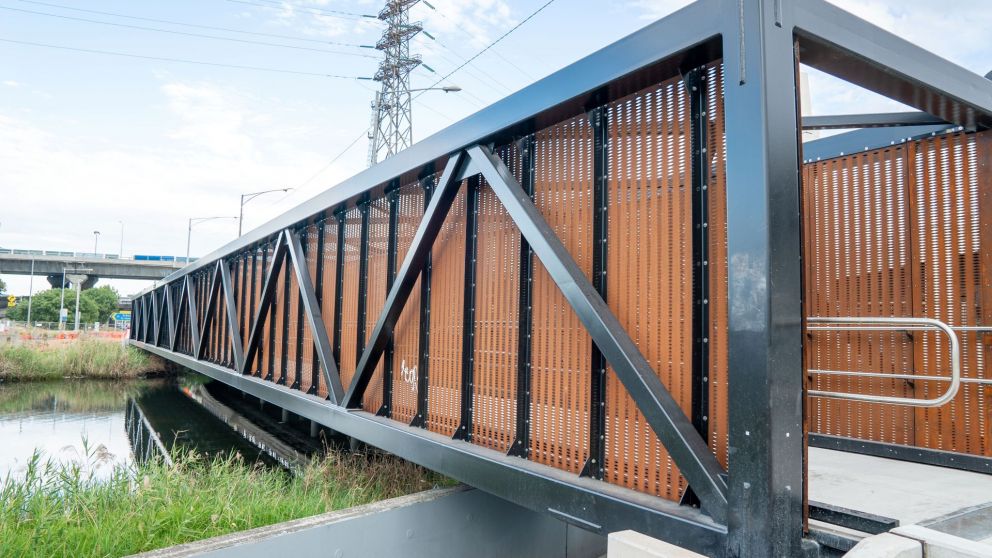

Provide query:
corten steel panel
left=427, top=185, right=468, bottom=437
left=286, top=261, right=300, bottom=387
left=471, top=173, right=520, bottom=452
left=604, top=74, right=693, bottom=500
left=803, top=130, right=992, bottom=459
left=363, top=196, right=391, bottom=412
left=299, top=224, right=320, bottom=396
left=259, top=243, right=274, bottom=377
left=339, top=208, right=363, bottom=390
left=273, top=262, right=287, bottom=384
left=252, top=245, right=267, bottom=376
left=911, top=131, right=990, bottom=457
left=529, top=115, right=593, bottom=473
left=803, top=145, right=916, bottom=445
left=392, top=180, right=427, bottom=423
left=705, top=63, right=730, bottom=468
left=318, top=221, right=339, bottom=399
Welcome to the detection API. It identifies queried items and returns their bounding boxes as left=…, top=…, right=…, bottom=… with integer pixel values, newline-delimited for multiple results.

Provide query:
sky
left=1, top=0, right=990, bottom=297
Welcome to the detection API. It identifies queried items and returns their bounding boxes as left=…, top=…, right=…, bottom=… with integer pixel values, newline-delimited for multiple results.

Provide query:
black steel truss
left=129, top=1, right=992, bottom=555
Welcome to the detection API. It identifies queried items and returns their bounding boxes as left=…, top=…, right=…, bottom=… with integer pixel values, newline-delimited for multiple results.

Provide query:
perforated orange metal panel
left=339, top=207, right=363, bottom=390
left=911, top=132, right=990, bottom=457
left=272, top=262, right=286, bottom=384
left=529, top=115, right=593, bottom=473
left=426, top=185, right=467, bottom=437
left=604, top=74, right=692, bottom=500
left=392, top=180, right=426, bottom=423
left=705, top=64, right=730, bottom=468
left=803, top=130, right=992, bottom=459
left=471, top=176, right=520, bottom=452
left=318, top=221, right=338, bottom=399
left=363, top=197, right=391, bottom=412
left=803, top=146, right=916, bottom=445
left=299, top=224, right=319, bottom=396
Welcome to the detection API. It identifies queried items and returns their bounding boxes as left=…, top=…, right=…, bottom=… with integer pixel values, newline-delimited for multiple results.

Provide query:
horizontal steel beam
left=794, top=0, right=992, bottom=130
left=131, top=340, right=728, bottom=557
left=809, top=434, right=992, bottom=475
left=801, top=111, right=947, bottom=130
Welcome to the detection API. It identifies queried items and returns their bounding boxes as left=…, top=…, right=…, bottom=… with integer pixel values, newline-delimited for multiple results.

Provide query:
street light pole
left=26, top=259, right=34, bottom=327
left=93, top=230, right=100, bottom=254
left=187, top=216, right=238, bottom=262
left=59, top=268, right=66, bottom=329
left=238, top=188, right=292, bottom=236
left=118, top=220, right=124, bottom=257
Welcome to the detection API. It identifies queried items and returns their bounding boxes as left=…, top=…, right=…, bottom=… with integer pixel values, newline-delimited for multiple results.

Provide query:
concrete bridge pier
left=46, top=274, right=97, bottom=289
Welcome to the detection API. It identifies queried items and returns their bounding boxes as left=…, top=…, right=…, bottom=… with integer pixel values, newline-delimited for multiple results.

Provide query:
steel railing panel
left=299, top=224, right=320, bottom=396
left=528, top=115, right=594, bottom=474
left=604, top=73, right=693, bottom=500
left=426, top=184, right=468, bottom=437
left=912, top=131, right=990, bottom=457
left=391, top=179, right=428, bottom=423
left=803, top=145, right=917, bottom=445
left=803, top=129, right=992, bottom=459
left=338, top=207, right=364, bottom=389
left=318, top=221, right=339, bottom=398
left=362, top=196, right=392, bottom=412
left=704, top=63, right=729, bottom=469
left=471, top=171, right=521, bottom=452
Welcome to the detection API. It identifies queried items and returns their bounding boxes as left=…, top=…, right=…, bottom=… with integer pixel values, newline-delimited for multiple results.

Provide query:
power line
left=415, top=0, right=557, bottom=99
left=15, top=0, right=367, bottom=47
left=0, top=37, right=367, bottom=78
left=224, top=0, right=376, bottom=21
left=420, top=1, right=539, bottom=82
left=0, top=5, right=377, bottom=58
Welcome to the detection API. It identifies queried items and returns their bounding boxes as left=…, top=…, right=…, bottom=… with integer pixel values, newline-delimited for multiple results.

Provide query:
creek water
left=0, top=377, right=283, bottom=481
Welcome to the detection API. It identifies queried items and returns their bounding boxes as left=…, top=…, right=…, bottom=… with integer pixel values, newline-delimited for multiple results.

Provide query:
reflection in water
left=0, top=378, right=283, bottom=481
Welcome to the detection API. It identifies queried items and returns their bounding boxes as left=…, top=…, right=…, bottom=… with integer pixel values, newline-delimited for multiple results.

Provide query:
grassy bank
left=1, top=448, right=448, bottom=557
left=0, top=339, right=165, bottom=381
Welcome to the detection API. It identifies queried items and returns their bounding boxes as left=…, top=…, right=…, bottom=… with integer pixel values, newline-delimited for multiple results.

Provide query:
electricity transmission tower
left=367, top=0, right=423, bottom=166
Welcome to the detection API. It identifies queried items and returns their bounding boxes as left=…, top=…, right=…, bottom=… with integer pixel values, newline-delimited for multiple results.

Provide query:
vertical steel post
left=454, top=174, right=480, bottom=441
left=248, top=250, right=257, bottom=373
left=265, top=243, right=276, bottom=382
left=379, top=183, right=401, bottom=416
left=355, top=200, right=371, bottom=374
left=293, top=227, right=306, bottom=390
left=311, top=216, right=327, bottom=395
left=581, top=103, right=609, bottom=479
left=333, top=209, right=346, bottom=369
left=411, top=168, right=435, bottom=428
left=509, top=135, right=536, bottom=458
left=721, top=0, right=804, bottom=555
left=682, top=66, right=711, bottom=508
left=279, top=239, right=291, bottom=386
left=239, top=252, right=248, bottom=362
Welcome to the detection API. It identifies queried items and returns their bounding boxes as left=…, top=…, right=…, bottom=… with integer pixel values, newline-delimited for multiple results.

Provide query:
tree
left=0, top=277, right=6, bottom=295
left=82, top=285, right=121, bottom=323
left=7, top=288, right=99, bottom=324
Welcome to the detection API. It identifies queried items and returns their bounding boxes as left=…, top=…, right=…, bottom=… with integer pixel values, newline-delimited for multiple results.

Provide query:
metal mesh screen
left=339, top=207, right=363, bottom=390
left=363, top=196, right=391, bottom=411
left=529, top=115, right=594, bottom=473
left=603, top=74, right=692, bottom=500
left=426, top=185, right=467, bottom=437
left=392, top=180, right=427, bottom=423
left=471, top=176, right=521, bottom=452
left=803, top=130, right=992, bottom=458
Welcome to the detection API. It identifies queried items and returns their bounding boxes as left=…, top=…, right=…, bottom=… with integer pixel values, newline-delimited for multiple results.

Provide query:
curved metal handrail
left=806, top=316, right=962, bottom=408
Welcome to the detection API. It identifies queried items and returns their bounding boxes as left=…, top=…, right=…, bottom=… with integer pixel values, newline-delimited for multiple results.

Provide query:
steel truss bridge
left=130, top=1, right=992, bottom=555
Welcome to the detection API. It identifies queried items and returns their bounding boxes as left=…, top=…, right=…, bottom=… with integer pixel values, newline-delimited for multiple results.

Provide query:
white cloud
left=2, top=80, right=21, bottom=88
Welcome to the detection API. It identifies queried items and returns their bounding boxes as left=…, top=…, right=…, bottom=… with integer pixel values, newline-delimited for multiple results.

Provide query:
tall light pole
left=187, top=216, right=237, bottom=263
left=25, top=259, right=34, bottom=327
left=239, top=188, right=291, bottom=237
left=93, top=230, right=100, bottom=254
left=118, top=220, right=124, bottom=257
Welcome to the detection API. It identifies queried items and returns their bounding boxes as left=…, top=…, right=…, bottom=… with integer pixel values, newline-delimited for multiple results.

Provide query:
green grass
left=0, top=340, right=165, bottom=381
left=0, top=445, right=448, bottom=557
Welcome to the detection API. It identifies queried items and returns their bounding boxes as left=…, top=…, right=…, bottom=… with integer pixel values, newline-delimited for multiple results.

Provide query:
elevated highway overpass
left=0, top=249, right=187, bottom=288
